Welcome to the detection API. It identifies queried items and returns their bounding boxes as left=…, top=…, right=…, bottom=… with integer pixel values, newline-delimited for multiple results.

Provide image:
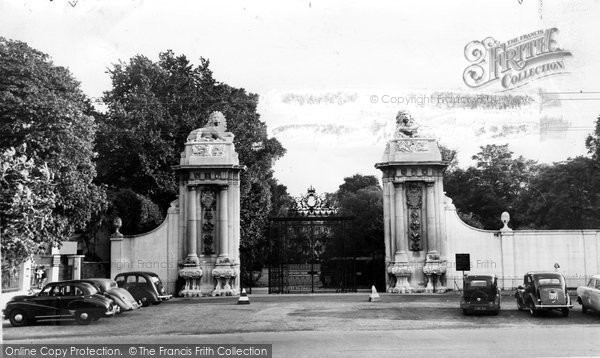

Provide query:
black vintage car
left=460, top=274, right=501, bottom=315
left=3, top=281, right=116, bottom=326
left=114, top=271, right=171, bottom=307
left=515, top=271, right=573, bottom=317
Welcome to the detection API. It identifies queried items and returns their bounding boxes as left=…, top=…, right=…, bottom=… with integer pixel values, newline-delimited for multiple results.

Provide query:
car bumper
left=104, top=305, right=119, bottom=317
left=461, top=302, right=500, bottom=311
left=533, top=303, right=573, bottom=309
left=158, top=294, right=172, bottom=301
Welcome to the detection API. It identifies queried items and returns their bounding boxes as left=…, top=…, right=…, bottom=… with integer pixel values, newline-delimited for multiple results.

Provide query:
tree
left=444, top=144, right=538, bottom=229
left=108, top=189, right=163, bottom=235
left=332, top=174, right=385, bottom=289
left=337, top=174, right=380, bottom=197
left=515, top=157, right=600, bottom=229
left=0, top=146, right=57, bottom=269
left=0, top=38, right=106, bottom=265
left=439, top=144, right=458, bottom=172
left=97, top=50, right=286, bottom=280
left=335, top=175, right=383, bottom=253
left=267, top=179, right=295, bottom=218
left=585, top=115, right=600, bottom=160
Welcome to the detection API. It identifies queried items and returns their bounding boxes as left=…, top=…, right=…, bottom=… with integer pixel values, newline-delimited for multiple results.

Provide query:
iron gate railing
left=268, top=217, right=356, bottom=293
left=268, top=187, right=358, bottom=294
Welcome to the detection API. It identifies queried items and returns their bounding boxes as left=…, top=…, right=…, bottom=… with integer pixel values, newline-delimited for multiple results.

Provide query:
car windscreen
left=534, top=275, right=564, bottom=286
left=466, top=280, right=491, bottom=288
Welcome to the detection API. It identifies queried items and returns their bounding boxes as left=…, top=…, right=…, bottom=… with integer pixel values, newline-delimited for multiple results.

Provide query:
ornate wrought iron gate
left=268, top=187, right=355, bottom=294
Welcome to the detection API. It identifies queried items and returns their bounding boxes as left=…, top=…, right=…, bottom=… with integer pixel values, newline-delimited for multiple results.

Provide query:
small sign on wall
left=455, top=253, right=470, bottom=271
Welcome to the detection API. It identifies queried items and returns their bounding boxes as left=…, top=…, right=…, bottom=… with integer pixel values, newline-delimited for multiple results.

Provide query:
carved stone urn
left=388, top=262, right=415, bottom=293
left=212, top=257, right=238, bottom=296
left=112, top=217, right=123, bottom=238
left=422, top=251, right=447, bottom=293
left=387, top=250, right=415, bottom=293
left=178, top=265, right=203, bottom=297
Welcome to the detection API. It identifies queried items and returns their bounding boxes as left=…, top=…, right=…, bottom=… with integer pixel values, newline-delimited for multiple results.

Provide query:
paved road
left=7, top=328, right=598, bottom=358
left=3, top=293, right=600, bottom=357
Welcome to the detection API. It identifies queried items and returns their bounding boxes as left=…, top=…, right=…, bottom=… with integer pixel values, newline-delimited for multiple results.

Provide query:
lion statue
left=187, top=111, right=234, bottom=142
left=395, top=110, right=419, bottom=138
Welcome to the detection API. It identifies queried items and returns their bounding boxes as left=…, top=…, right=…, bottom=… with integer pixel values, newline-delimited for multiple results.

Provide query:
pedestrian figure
left=35, top=266, right=44, bottom=288
left=40, top=266, right=47, bottom=288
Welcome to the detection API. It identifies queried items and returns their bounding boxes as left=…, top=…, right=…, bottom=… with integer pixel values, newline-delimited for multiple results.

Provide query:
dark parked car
left=460, top=274, right=501, bottom=315
left=114, top=271, right=172, bottom=307
left=3, top=281, right=116, bottom=326
left=78, top=278, right=140, bottom=313
left=515, top=271, right=572, bottom=317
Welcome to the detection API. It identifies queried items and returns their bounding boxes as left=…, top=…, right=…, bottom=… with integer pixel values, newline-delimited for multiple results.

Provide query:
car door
left=59, top=285, right=84, bottom=314
left=592, top=279, right=600, bottom=311
left=524, top=275, right=534, bottom=302
left=582, top=279, right=593, bottom=307
left=122, top=274, right=144, bottom=301
left=29, top=285, right=62, bottom=318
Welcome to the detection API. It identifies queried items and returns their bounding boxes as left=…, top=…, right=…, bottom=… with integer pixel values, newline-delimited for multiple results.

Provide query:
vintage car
left=78, top=278, right=140, bottom=312
left=460, top=274, right=501, bottom=315
left=3, top=281, right=116, bottom=326
left=576, top=274, right=600, bottom=314
left=515, top=271, right=573, bottom=317
left=114, top=271, right=172, bottom=307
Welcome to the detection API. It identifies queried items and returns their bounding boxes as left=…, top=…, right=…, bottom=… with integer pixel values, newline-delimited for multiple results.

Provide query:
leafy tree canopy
left=444, top=144, right=538, bottom=229
left=586, top=115, right=600, bottom=161
left=515, top=157, right=600, bottom=229
left=0, top=146, right=57, bottom=269
left=0, top=38, right=106, bottom=266
left=335, top=174, right=383, bottom=254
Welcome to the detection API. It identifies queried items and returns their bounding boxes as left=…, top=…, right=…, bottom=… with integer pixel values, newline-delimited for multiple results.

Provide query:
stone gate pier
left=111, top=112, right=245, bottom=296
left=376, top=111, right=448, bottom=293
left=174, top=112, right=245, bottom=296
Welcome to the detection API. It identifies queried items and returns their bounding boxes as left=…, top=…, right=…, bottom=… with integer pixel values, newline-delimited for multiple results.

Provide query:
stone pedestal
left=422, top=251, right=447, bottom=293
left=178, top=265, right=203, bottom=297
left=388, top=262, right=415, bottom=293
left=387, top=251, right=415, bottom=293
left=211, top=257, right=238, bottom=296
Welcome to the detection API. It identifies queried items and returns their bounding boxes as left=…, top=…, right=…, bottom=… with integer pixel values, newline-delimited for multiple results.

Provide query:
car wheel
left=561, top=308, right=569, bottom=317
left=516, top=298, right=524, bottom=311
left=151, top=300, right=162, bottom=305
left=462, top=309, right=469, bottom=316
left=75, top=310, right=94, bottom=325
left=8, top=309, right=29, bottom=327
left=141, top=298, right=150, bottom=307
left=528, top=302, right=537, bottom=317
left=582, top=303, right=588, bottom=314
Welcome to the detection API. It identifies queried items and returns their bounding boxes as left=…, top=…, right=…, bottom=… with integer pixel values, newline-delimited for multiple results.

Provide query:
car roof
left=465, top=274, right=496, bottom=279
left=44, top=281, right=98, bottom=290
left=46, top=280, right=95, bottom=286
left=115, top=271, right=159, bottom=276
left=79, top=278, right=115, bottom=283
left=527, top=271, right=563, bottom=276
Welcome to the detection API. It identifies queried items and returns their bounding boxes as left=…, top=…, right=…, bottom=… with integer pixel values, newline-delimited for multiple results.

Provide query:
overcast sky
left=2, top=0, right=599, bottom=195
